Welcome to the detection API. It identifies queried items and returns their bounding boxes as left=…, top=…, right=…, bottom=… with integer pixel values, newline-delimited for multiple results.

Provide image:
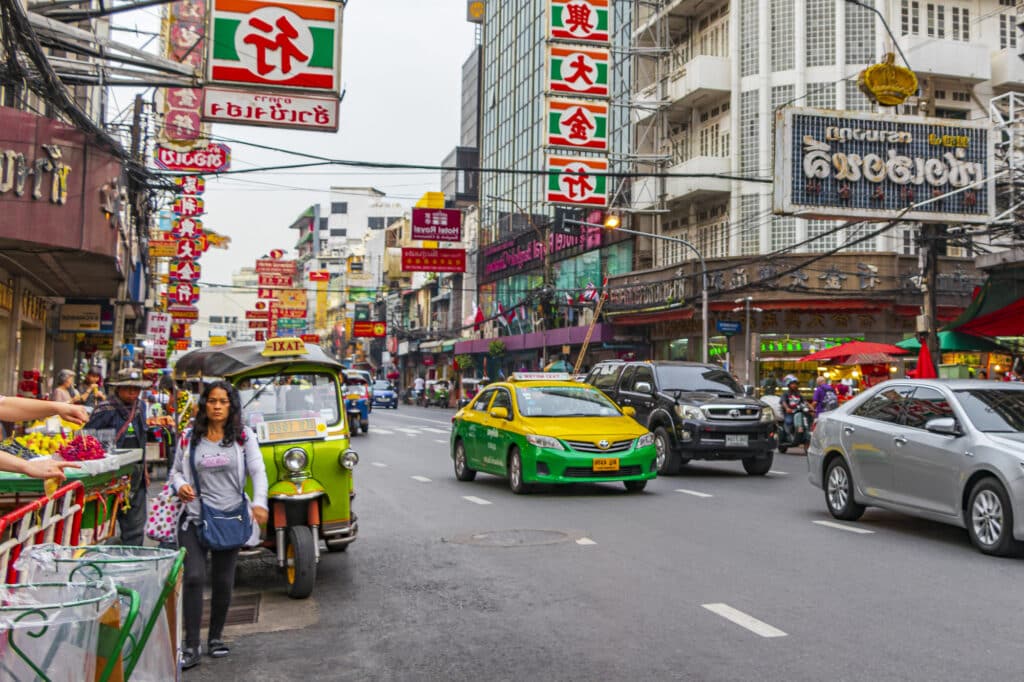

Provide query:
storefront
left=0, top=107, right=127, bottom=394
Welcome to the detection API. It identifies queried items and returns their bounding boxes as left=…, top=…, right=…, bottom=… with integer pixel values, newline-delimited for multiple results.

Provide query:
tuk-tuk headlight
left=283, top=447, right=308, bottom=473
left=340, top=449, right=359, bottom=470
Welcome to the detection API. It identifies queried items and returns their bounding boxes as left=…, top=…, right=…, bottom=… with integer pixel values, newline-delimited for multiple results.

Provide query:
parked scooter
left=778, top=403, right=812, bottom=453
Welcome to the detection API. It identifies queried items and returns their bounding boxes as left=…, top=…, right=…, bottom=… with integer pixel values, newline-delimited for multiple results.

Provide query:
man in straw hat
left=84, top=367, right=151, bottom=545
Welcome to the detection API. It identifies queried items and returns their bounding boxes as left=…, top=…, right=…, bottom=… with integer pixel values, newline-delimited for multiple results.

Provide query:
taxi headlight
left=674, top=404, right=703, bottom=420
left=525, top=434, right=564, bottom=451
left=636, top=433, right=655, bottom=449
left=339, top=449, right=359, bottom=470
left=760, top=408, right=775, bottom=423
left=283, top=447, right=308, bottom=473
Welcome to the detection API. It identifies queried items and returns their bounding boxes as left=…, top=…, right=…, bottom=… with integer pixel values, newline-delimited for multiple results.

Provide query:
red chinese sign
left=173, top=195, right=205, bottom=216
left=169, top=282, right=200, bottom=305
left=401, top=248, right=466, bottom=273
left=174, top=175, right=205, bottom=194
left=255, top=258, right=297, bottom=275
left=352, top=321, right=386, bottom=338
left=169, top=259, right=201, bottom=282
left=245, top=310, right=269, bottom=320
left=171, top=216, right=203, bottom=239
left=308, top=270, right=330, bottom=281
left=258, top=273, right=294, bottom=287
left=160, top=0, right=207, bottom=144
left=300, top=334, right=320, bottom=344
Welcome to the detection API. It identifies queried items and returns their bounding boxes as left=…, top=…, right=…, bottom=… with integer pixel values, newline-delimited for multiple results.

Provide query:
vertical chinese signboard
left=544, top=1, right=610, bottom=209
left=161, top=0, right=207, bottom=145
left=203, top=0, right=344, bottom=132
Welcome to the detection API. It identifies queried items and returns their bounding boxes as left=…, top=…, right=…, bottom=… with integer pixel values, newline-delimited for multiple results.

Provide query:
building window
left=770, top=0, right=794, bottom=71
left=769, top=216, right=796, bottom=252
left=951, top=6, right=968, bottom=41
left=1001, top=14, right=1018, bottom=49
left=842, top=224, right=877, bottom=252
left=846, top=0, right=876, bottom=64
left=367, top=217, right=385, bottom=230
left=901, top=0, right=920, bottom=35
left=740, top=0, right=758, bottom=76
left=739, top=195, right=760, bottom=255
left=901, top=227, right=919, bottom=255
left=926, top=3, right=945, bottom=38
left=692, top=204, right=729, bottom=260
left=771, top=84, right=794, bottom=111
left=807, top=0, right=835, bottom=66
left=805, top=82, right=836, bottom=109
left=845, top=80, right=873, bottom=111
left=330, top=202, right=347, bottom=214
left=806, top=220, right=838, bottom=253
left=329, top=228, right=346, bottom=237
left=739, top=90, right=758, bottom=174
left=209, top=315, right=223, bottom=324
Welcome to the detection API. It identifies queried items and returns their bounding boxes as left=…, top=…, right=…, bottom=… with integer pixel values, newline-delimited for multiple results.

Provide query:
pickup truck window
left=654, top=365, right=741, bottom=395
left=588, top=364, right=622, bottom=390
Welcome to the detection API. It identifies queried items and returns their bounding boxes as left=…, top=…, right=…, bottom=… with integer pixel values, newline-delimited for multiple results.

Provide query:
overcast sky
left=131, top=1, right=478, bottom=283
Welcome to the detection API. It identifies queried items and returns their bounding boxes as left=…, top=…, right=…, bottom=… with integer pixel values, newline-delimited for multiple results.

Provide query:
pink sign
left=411, top=208, right=462, bottom=242
left=154, top=143, right=231, bottom=172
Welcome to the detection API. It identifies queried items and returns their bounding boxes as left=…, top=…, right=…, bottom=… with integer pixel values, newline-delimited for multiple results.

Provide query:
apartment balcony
left=666, top=156, right=731, bottom=203
left=631, top=155, right=731, bottom=209
left=895, top=36, right=990, bottom=83
left=666, top=55, right=731, bottom=111
left=990, top=48, right=1024, bottom=92
left=635, top=0, right=729, bottom=36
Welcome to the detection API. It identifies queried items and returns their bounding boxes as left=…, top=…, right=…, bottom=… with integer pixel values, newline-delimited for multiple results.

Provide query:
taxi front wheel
left=454, top=440, right=476, bottom=482
left=508, top=448, right=531, bottom=494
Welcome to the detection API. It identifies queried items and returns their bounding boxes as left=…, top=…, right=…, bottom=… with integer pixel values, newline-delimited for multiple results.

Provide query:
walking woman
left=169, top=380, right=268, bottom=669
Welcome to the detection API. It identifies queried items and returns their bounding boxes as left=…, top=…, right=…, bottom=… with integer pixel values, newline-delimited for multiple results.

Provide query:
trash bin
left=0, top=580, right=138, bottom=682
left=17, top=545, right=184, bottom=682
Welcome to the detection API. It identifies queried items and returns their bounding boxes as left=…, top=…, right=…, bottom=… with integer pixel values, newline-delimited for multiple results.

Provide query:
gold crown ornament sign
left=858, top=53, right=918, bottom=107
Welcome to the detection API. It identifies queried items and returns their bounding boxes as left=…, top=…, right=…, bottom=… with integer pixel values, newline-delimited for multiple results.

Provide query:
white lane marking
left=675, top=488, right=713, bottom=498
left=576, top=538, right=597, bottom=546
left=813, top=520, right=874, bottom=534
left=379, top=413, right=452, bottom=427
left=411, top=475, right=432, bottom=483
left=371, top=462, right=388, bottom=468
left=372, top=429, right=395, bottom=435
left=422, top=427, right=448, bottom=434
left=434, top=439, right=447, bottom=444
left=702, top=603, right=787, bottom=638
left=462, top=495, right=492, bottom=505
left=395, top=427, right=421, bottom=434
left=768, top=470, right=789, bottom=476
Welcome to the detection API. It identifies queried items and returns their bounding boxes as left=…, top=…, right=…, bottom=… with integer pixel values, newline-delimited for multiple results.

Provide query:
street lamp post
left=564, top=218, right=709, bottom=364
left=732, top=297, right=763, bottom=386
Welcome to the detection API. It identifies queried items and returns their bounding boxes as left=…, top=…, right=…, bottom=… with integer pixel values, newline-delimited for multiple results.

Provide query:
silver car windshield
left=954, top=389, right=1024, bottom=433
left=514, top=386, right=620, bottom=417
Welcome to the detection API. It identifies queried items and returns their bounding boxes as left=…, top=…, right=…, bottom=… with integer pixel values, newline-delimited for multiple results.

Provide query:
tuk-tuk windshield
left=236, top=372, right=341, bottom=426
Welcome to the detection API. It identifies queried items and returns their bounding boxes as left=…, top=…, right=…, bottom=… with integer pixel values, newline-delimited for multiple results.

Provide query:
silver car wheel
left=654, top=432, right=667, bottom=471
left=972, top=489, right=1004, bottom=547
left=510, top=454, right=521, bottom=488
left=827, top=465, right=849, bottom=512
left=455, top=444, right=466, bottom=476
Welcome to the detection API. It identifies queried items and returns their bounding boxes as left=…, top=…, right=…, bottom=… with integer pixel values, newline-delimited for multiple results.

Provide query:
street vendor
left=51, top=369, right=84, bottom=404
left=0, top=395, right=87, bottom=480
left=83, top=368, right=150, bottom=546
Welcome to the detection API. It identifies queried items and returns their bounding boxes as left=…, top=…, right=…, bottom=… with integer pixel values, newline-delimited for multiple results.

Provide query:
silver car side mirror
left=634, top=381, right=652, bottom=394
left=925, top=417, right=960, bottom=437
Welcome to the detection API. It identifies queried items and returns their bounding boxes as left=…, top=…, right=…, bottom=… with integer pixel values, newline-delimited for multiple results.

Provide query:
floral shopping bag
left=145, top=483, right=183, bottom=544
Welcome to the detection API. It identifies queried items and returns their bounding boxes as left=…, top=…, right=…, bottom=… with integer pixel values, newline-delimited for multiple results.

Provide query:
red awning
left=610, top=307, right=695, bottom=326
left=957, top=297, right=1024, bottom=337
left=708, top=299, right=887, bottom=313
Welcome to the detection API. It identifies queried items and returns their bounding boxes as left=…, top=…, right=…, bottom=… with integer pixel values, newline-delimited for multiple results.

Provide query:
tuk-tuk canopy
left=174, top=340, right=343, bottom=380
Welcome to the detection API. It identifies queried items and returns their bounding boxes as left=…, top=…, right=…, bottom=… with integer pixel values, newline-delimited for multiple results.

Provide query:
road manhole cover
left=448, top=529, right=572, bottom=547
left=202, top=592, right=260, bottom=627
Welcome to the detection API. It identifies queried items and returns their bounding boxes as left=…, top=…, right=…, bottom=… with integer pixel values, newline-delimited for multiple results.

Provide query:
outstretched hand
left=56, top=403, right=89, bottom=425
left=23, top=458, right=80, bottom=481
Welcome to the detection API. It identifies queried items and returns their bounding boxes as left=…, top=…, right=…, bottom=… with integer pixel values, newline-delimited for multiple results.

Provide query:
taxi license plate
left=593, top=458, right=619, bottom=472
left=725, top=434, right=748, bottom=447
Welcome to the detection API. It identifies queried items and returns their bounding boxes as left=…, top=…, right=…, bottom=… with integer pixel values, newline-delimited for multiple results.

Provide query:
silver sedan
left=808, top=379, right=1024, bottom=555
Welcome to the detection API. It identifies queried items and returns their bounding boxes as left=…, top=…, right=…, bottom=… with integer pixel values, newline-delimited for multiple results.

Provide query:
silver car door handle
left=843, top=426, right=855, bottom=434
left=893, top=436, right=907, bottom=446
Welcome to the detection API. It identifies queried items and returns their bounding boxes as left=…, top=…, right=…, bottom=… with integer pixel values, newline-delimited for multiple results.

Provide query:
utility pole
left=112, top=93, right=145, bottom=370
left=919, top=223, right=943, bottom=374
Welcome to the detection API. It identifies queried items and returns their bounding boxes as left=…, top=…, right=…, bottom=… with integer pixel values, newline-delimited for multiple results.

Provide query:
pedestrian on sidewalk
left=84, top=368, right=150, bottom=545
left=170, top=380, right=268, bottom=670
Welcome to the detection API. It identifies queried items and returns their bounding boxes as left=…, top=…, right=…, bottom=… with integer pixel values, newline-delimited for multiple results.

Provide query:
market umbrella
left=798, top=340, right=909, bottom=365
left=895, top=331, right=1010, bottom=353
left=915, top=339, right=939, bottom=379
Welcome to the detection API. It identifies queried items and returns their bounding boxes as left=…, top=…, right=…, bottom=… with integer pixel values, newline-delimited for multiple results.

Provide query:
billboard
left=548, top=0, right=610, bottom=43
left=547, top=45, right=609, bottom=97
left=773, top=107, right=993, bottom=224
left=353, top=321, right=387, bottom=338
left=401, top=248, right=467, bottom=273
left=546, top=155, right=608, bottom=206
left=546, top=98, right=608, bottom=150
left=411, top=208, right=462, bottom=241
left=202, top=86, right=340, bottom=132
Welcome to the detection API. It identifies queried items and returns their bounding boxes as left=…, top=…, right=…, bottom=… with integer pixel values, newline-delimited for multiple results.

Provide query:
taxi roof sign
left=261, top=337, right=309, bottom=357
left=509, top=372, right=570, bottom=382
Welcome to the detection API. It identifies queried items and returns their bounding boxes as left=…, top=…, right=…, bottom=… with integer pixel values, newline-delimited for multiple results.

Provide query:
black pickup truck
left=585, top=361, right=778, bottom=476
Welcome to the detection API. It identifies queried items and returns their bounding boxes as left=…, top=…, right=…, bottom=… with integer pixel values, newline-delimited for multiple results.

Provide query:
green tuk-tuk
left=174, top=337, right=359, bottom=598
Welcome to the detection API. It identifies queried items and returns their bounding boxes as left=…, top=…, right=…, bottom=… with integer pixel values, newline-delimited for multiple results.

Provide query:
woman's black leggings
left=179, top=523, right=240, bottom=648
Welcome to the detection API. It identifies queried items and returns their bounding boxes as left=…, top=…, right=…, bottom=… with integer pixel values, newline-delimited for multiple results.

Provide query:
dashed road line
left=702, top=603, right=787, bottom=638
left=422, top=427, right=448, bottom=434
left=576, top=538, right=597, bottom=546
left=462, top=495, right=492, bottom=505
left=768, top=470, right=789, bottom=476
left=675, top=489, right=713, bottom=498
left=813, top=520, right=874, bottom=534
left=371, top=462, right=388, bottom=468
left=372, top=429, right=395, bottom=435
left=434, top=439, right=447, bottom=444
left=411, top=475, right=432, bottom=483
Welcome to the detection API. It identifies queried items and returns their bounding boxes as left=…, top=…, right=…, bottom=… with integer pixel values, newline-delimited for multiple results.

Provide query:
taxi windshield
left=236, top=372, right=340, bottom=426
left=514, top=385, right=621, bottom=417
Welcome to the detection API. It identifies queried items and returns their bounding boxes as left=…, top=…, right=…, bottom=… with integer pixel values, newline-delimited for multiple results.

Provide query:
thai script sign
left=160, top=0, right=207, bottom=145
left=546, top=99, right=608, bottom=150
left=411, top=208, right=463, bottom=241
left=401, top=248, right=466, bottom=273
left=255, top=258, right=297, bottom=275
left=353, top=321, right=387, bottom=338
left=0, top=145, right=71, bottom=204
left=773, top=107, right=994, bottom=224
left=548, top=0, right=610, bottom=43
left=480, top=223, right=603, bottom=282
left=547, top=45, right=609, bottom=97
left=546, top=155, right=608, bottom=206
left=154, top=143, right=231, bottom=172
left=258, top=273, right=293, bottom=287
left=207, top=0, right=343, bottom=94
left=202, top=87, right=340, bottom=132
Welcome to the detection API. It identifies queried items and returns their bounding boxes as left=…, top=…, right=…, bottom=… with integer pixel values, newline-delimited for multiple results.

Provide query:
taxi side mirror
left=622, top=405, right=636, bottom=417
left=489, top=406, right=510, bottom=420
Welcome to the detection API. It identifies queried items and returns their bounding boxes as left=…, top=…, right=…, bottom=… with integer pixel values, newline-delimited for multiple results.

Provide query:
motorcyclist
left=781, top=378, right=810, bottom=454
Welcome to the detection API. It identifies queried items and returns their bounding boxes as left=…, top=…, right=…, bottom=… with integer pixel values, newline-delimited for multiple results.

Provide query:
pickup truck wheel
left=654, top=427, right=680, bottom=475
left=742, top=452, right=773, bottom=476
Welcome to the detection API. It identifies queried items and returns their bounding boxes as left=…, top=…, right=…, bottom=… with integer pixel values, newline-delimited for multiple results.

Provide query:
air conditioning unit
left=407, top=319, right=419, bottom=330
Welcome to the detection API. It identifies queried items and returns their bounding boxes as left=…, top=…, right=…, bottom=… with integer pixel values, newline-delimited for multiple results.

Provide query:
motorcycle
left=778, top=403, right=812, bottom=453
left=427, top=383, right=450, bottom=408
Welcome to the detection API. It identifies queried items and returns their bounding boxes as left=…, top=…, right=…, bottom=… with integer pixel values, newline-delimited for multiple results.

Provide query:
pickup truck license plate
left=725, top=434, right=748, bottom=447
left=593, top=457, right=619, bottom=472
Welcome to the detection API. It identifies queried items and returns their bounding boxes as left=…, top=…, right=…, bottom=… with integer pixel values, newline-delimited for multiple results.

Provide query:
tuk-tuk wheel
left=284, top=526, right=317, bottom=599
left=325, top=538, right=349, bottom=552
left=361, top=421, right=369, bottom=433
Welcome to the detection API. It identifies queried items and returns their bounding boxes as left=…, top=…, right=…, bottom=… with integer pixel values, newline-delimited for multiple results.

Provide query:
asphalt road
left=189, top=405, right=1024, bottom=681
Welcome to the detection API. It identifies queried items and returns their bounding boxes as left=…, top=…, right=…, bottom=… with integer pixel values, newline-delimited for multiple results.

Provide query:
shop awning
left=419, top=340, right=445, bottom=352
left=441, top=339, right=459, bottom=352
left=947, top=272, right=1024, bottom=337
left=608, top=307, right=694, bottom=326
left=895, top=331, right=1011, bottom=353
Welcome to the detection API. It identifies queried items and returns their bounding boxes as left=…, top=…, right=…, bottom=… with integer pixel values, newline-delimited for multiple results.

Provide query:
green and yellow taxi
left=450, top=373, right=657, bottom=493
